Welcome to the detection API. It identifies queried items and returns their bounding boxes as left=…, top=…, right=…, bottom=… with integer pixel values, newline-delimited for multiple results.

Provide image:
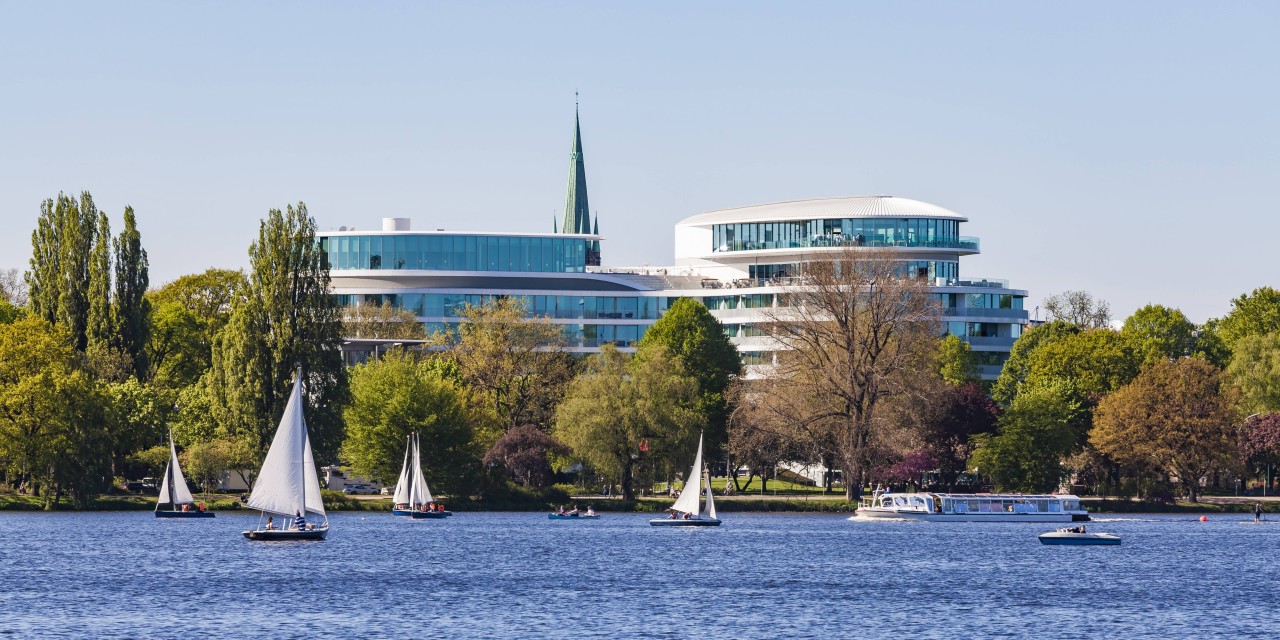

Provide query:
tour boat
left=548, top=512, right=600, bottom=520
left=242, top=368, right=329, bottom=541
left=391, top=432, right=451, bottom=519
left=854, top=491, right=1090, bottom=522
left=650, top=433, right=721, bottom=527
left=154, top=431, right=214, bottom=518
left=1038, top=529, right=1121, bottom=545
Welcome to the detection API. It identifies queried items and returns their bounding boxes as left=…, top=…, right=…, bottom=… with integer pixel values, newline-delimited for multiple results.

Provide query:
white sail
left=412, top=433, right=433, bottom=504
left=247, top=372, right=325, bottom=517
left=704, top=467, right=717, bottom=519
left=392, top=435, right=412, bottom=505
left=670, top=434, right=705, bottom=515
left=157, top=434, right=196, bottom=508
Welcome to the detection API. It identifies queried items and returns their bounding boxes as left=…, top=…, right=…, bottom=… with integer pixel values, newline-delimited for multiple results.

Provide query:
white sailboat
left=242, top=368, right=329, bottom=540
left=391, top=432, right=450, bottom=518
left=650, top=433, right=721, bottom=527
left=154, top=431, right=212, bottom=518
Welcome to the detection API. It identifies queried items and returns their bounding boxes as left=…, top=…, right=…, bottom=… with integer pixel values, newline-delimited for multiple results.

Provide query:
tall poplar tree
left=27, top=192, right=98, bottom=352
left=114, top=206, right=150, bottom=378
left=86, top=211, right=114, bottom=350
left=200, top=203, right=349, bottom=462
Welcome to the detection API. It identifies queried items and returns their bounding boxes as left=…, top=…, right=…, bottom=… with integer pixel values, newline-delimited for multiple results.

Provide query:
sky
left=2, top=2, right=1277, bottom=323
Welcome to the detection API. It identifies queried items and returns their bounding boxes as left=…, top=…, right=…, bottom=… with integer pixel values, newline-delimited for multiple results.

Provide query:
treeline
left=0, top=193, right=742, bottom=508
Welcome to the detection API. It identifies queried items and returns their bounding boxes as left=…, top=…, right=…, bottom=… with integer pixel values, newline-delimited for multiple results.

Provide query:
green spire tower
left=560, top=100, right=600, bottom=265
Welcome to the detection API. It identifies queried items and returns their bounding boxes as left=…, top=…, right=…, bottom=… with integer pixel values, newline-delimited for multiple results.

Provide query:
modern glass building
left=321, top=113, right=1028, bottom=379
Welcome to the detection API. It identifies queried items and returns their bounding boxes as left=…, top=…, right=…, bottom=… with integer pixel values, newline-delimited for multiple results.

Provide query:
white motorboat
left=650, top=433, right=721, bottom=527
left=1038, top=528, right=1120, bottom=545
left=242, top=367, right=329, bottom=541
left=854, top=491, right=1090, bottom=522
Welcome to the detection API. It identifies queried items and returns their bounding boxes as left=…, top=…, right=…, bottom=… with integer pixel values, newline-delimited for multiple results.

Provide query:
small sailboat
left=154, top=431, right=213, bottom=518
left=242, top=367, right=329, bottom=541
left=391, top=431, right=451, bottom=519
left=650, top=433, right=721, bottom=527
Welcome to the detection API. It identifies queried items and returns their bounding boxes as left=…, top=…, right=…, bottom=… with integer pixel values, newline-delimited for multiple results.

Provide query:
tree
left=1043, top=290, right=1112, bottom=329
left=970, top=380, right=1085, bottom=492
left=341, top=349, right=480, bottom=496
left=554, top=345, right=703, bottom=500
left=919, top=382, right=999, bottom=490
left=991, top=321, right=1080, bottom=406
left=727, top=382, right=815, bottom=492
left=146, top=269, right=248, bottom=391
left=27, top=192, right=98, bottom=352
left=113, top=207, right=150, bottom=379
left=1226, top=333, right=1280, bottom=415
left=757, top=247, right=940, bottom=500
left=0, top=300, right=23, bottom=325
left=1121, top=304, right=1198, bottom=362
left=197, top=203, right=349, bottom=462
left=634, top=297, right=741, bottom=458
left=1240, top=413, right=1280, bottom=493
left=343, top=302, right=427, bottom=340
left=0, top=316, right=112, bottom=507
left=482, top=425, right=569, bottom=488
left=0, top=267, right=28, bottom=307
left=451, top=296, right=574, bottom=431
left=86, top=210, right=114, bottom=351
left=1218, top=287, right=1280, bottom=351
left=1022, top=328, right=1144, bottom=402
left=183, top=439, right=232, bottom=494
left=936, top=335, right=979, bottom=386
left=1092, top=358, right=1239, bottom=502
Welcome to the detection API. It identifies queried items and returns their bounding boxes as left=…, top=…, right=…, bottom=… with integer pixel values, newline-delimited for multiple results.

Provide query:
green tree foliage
left=991, top=321, right=1080, bottom=406
left=1092, top=358, right=1239, bottom=502
left=970, top=380, right=1085, bottom=492
left=634, top=297, right=740, bottom=457
left=0, top=316, right=112, bottom=507
left=0, top=300, right=23, bottom=325
left=86, top=211, right=114, bottom=350
left=196, top=203, right=349, bottom=462
left=113, top=207, right=150, bottom=379
left=1121, top=304, right=1198, bottom=362
left=450, top=296, right=575, bottom=431
left=1022, top=329, right=1144, bottom=401
left=341, top=349, right=480, bottom=496
left=1218, top=287, right=1280, bottom=351
left=27, top=192, right=98, bottom=352
left=936, top=335, right=979, bottom=386
left=145, top=268, right=248, bottom=392
left=1194, top=318, right=1232, bottom=368
left=554, top=345, right=703, bottom=500
left=1225, top=333, right=1280, bottom=415
left=183, top=439, right=232, bottom=494
left=103, top=378, right=167, bottom=476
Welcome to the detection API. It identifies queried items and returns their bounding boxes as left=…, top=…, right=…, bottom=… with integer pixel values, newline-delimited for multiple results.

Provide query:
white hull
left=854, top=508, right=1077, bottom=522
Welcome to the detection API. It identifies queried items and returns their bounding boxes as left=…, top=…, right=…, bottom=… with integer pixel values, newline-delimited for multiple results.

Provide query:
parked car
left=380, top=486, right=394, bottom=495
left=342, top=484, right=378, bottom=495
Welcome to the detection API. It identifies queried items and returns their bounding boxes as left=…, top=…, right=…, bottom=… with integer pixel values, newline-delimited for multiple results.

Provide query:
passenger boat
left=650, top=433, right=721, bottom=527
left=854, top=491, right=1090, bottom=522
left=1038, top=528, right=1120, bottom=545
left=391, top=432, right=452, bottom=519
left=242, top=368, right=329, bottom=541
left=154, top=431, right=214, bottom=518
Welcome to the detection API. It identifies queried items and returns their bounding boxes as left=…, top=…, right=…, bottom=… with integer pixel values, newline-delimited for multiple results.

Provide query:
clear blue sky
left=2, top=2, right=1277, bottom=323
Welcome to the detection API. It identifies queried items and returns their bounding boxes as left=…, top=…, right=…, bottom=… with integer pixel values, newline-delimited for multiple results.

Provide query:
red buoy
left=1199, top=515, right=1208, bottom=522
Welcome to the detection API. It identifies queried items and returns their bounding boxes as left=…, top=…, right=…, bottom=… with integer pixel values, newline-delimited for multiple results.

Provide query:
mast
left=166, top=433, right=176, bottom=511
left=296, top=366, right=305, bottom=521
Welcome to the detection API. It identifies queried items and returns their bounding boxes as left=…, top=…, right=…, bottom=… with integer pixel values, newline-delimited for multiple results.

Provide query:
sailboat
left=391, top=431, right=451, bottom=519
left=242, top=367, right=329, bottom=540
left=650, top=432, right=721, bottom=527
left=154, top=431, right=213, bottom=518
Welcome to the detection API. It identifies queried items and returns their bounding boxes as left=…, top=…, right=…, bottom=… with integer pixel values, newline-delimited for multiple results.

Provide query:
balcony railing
left=713, top=235, right=980, bottom=253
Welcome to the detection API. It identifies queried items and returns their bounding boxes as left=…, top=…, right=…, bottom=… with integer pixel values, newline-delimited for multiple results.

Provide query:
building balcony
left=713, top=235, right=979, bottom=254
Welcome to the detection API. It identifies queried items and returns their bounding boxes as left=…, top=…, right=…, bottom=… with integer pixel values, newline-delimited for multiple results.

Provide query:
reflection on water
left=0, top=512, right=1277, bottom=639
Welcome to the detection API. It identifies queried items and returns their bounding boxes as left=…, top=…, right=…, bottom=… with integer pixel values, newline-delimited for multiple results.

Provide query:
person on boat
left=197, top=503, right=206, bottom=513
left=1256, top=502, right=1263, bottom=523
left=668, top=510, right=679, bottom=520
left=294, top=511, right=307, bottom=530
left=436, top=502, right=446, bottom=513
left=568, top=504, right=580, bottom=516
left=586, top=506, right=596, bottom=517
left=682, top=512, right=692, bottom=520
left=181, top=503, right=190, bottom=512
left=264, top=516, right=275, bottom=530
left=558, top=505, right=568, bottom=516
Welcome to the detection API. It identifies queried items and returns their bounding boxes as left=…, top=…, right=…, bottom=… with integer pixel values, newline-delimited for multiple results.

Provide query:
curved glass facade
left=712, top=218, right=975, bottom=253
left=320, top=234, right=588, bottom=273
left=747, top=260, right=959, bottom=282
left=343, top=293, right=674, bottom=321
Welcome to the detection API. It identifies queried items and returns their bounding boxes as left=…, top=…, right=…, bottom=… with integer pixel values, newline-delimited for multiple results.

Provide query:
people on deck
left=294, top=511, right=307, bottom=530
left=683, top=512, right=692, bottom=520
left=558, top=505, right=568, bottom=516
left=586, top=506, right=596, bottom=517
left=568, top=504, right=580, bottom=516
left=181, top=503, right=190, bottom=512
left=265, top=516, right=276, bottom=530
left=198, top=503, right=206, bottom=513
left=669, top=510, right=679, bottom=519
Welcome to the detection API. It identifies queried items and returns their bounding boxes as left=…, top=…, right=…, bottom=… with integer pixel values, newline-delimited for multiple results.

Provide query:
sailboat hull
left=155, top=510, right=215, bottom=518
left=243, top=527, right=328, bottom=541
left=649, top=517, right=722, bottom=527
left=409, top=510, right=451, bottom=519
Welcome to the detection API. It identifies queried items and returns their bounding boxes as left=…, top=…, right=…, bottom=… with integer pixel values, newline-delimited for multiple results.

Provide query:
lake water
left=0, top=511, right=1277, bottom=638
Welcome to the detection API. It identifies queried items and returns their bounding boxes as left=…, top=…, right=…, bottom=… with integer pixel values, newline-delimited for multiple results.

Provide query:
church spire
left=561, top=103, right=591, bottom=236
